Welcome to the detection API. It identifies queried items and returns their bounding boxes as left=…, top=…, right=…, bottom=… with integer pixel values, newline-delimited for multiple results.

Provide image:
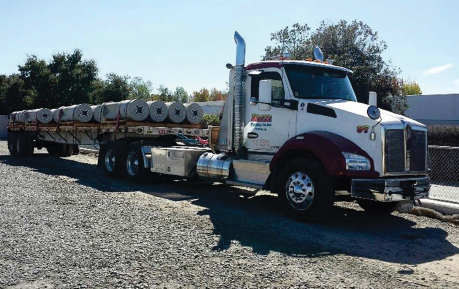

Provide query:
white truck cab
left=201, top=32, right=429, bottom=220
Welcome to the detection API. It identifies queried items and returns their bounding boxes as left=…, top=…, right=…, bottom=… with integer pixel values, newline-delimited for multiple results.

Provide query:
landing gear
left=46, top=144, right=76, bottom=157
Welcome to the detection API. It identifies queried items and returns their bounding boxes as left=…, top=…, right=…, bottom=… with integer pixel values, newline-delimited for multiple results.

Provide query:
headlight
left=342, top=152, right=371, bottom=171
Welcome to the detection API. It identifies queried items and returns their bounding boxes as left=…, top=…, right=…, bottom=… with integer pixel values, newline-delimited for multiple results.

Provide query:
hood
left=308, top=99, right=426, bottom=128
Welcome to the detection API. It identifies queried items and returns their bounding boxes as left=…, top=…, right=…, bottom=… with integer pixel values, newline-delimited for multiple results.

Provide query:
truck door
left=243, top=71, right=297, bottom=154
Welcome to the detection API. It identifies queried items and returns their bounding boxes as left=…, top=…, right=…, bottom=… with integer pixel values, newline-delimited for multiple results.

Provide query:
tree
left=264, top=23, right=311, bottom=60
left=129, top=77, right=153, bottom=100
left=48, top=49, right=98, bottom=105
left=173, top=86, right=189, bottom=103
left=151, top=85, right=172, bottom=102
left=91, top=73, right=131, bottom=103
left=209, top=88, right=227, bottom=101
left=402, top=80, right=422, bottom=95
left=191, top=88, right=210, bottom=102
left=264, top=20, right=402, bottom=111
left=0, top=74, right=30, bottom=114
left=18, top=55, right=55, bottom=108
left=17, top=50, right=98, bottom=108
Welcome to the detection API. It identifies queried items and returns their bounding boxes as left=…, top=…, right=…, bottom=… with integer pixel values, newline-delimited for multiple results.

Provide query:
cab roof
left=245, top=60, right=353, bottom=74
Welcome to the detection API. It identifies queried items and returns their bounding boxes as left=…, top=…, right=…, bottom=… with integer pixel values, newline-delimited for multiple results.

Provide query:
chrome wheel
left=286, top=171, right=315, bottom=210
left=126, top=151, right=139, bottom=176
left=104, top=149, right=116, bottom=172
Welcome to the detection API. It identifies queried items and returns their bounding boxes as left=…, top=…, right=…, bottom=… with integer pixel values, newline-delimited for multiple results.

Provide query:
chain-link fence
left=428, top=145, right=459, bottom=204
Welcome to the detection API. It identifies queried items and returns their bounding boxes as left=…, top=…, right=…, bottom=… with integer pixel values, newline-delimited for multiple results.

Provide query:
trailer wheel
left=356, top=199, right=398, bottom=214
left=278, top=158, right=334, bottom=222
left=125, top=144, right=149, bottom=181
left=16, top=134, right=34, bottom=156
left=7, top=134, right=18, bottom=155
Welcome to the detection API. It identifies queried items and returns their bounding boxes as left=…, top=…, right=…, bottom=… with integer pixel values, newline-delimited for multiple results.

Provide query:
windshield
left=284, top=64, right=357, bottom=101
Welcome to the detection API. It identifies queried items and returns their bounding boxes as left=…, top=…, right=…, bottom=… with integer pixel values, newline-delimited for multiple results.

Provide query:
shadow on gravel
left=1, top=153, right=458, bottom=265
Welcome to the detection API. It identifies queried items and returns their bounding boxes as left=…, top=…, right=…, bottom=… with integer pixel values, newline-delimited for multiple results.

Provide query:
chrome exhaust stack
left=233, top=31, right=246, bottom=154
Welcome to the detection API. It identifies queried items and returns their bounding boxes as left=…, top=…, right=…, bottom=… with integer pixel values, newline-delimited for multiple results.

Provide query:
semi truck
left=7, top=32, right=430, bottom=221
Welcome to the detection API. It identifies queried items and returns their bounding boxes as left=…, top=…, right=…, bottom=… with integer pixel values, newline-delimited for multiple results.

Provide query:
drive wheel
left=103, top=147, right=117, bottom=176
left=357, top=199, right=398, bottom=214
left=125, top=144, right=149, bottom=181
left=7, top=134, right=18, bottom=155
left=278, top=158, right=334, bottom=222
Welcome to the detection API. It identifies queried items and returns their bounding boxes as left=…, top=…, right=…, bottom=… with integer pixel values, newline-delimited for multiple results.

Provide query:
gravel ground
left=0, top=140, right=458, bottom=288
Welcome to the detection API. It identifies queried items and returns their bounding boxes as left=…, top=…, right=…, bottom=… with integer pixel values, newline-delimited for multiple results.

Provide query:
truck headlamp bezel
left=342, top=152, right=371, bottom=171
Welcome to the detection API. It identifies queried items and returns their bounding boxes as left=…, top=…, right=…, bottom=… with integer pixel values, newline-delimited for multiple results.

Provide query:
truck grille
left=409, top=130, right=427, bottom=171
left=385, top=128, right=427, bottom=174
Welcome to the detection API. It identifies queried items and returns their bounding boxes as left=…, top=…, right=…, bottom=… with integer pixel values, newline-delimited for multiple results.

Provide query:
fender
left=270, top=131, right=379, bottom=178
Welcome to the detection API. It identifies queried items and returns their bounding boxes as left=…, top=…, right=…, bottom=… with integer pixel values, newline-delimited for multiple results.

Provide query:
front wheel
left=357, top=199, right=398, bottom=214
left=278, top=158, right=334, bottom=222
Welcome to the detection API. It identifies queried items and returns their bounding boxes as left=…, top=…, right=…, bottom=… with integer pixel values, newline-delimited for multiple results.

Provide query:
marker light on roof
left=313, top=46, right=324, bottom=62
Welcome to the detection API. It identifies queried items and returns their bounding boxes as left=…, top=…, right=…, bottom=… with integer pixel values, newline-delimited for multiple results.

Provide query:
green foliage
left=129, top=77, right=152, bottom=100
left=200, top=113, right=221, bottom=128
left=174, top=86, right=189, bottom=103
left=151, top=84, right=173, bottom=102
left=0, top=49, right=225, bottom=115
left=192, top=88, right=210, bottom=102
left=402, top=80, right=422, bottom=95
left=264, top=20, right=403, bottom=111
left=0, top=74, right=31, bottom=114
left=18, top=50, right=98, bottom=108
left=96, top=73, right=131, bottom=103
left=209, top=88, right=227, bottom=101
left=192, top=88, right=227, bottom=102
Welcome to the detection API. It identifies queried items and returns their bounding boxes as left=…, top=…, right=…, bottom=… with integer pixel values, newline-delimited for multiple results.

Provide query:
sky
left=0, top=0, right=458, bottom=95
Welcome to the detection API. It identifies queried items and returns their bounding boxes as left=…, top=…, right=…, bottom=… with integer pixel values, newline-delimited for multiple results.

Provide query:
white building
left=405, top=94, right=459, bottom=126
left=0, top=115, right=8, bottom=139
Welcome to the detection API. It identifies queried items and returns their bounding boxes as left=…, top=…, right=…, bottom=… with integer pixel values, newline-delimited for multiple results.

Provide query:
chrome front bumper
left=351, top=177, right=430, bottom=202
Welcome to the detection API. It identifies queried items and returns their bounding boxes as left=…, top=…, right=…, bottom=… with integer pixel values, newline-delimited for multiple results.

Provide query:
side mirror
left=249, top=97, right=258, bottom=106
left=258, top=80, right=272, bottom=111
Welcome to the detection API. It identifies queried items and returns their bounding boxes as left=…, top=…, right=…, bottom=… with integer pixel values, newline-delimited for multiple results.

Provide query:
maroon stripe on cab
left=270, top=131, right=379, bottom=178
left=245, top=62, right=283, bottom=70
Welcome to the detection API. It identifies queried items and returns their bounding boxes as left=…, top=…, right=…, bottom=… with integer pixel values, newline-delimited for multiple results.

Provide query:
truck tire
left=125, top=143, right=149, bottom=181
left=278, top=158, right=334, bottom=222
left=16, top=134, right=34, bottom=156
left=356, top=199, right=398, bottom=214
left=7, top=134, right=18, bottom=155
left=100, top=143, right=125, bottom=177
